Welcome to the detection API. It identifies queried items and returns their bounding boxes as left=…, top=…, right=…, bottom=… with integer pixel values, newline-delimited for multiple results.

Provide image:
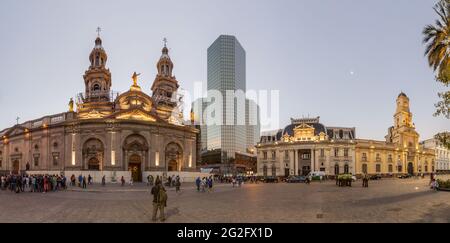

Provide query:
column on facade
left=289, top=150, right=295, bottom=175
left=293, top=149, right=298, bottom=176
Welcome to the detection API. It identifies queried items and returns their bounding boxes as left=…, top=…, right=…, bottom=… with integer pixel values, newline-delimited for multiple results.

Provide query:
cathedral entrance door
left=168, top=159, right=178, bottom=172
left=88, top=158, right=100, bottom=170
left=128, top=154, right=142, bottom=182
left=12, top=160, right=19, bottom=174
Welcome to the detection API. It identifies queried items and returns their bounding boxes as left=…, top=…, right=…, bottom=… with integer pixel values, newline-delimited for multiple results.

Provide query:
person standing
left=175, top=176, right=181, bottom=194
left=151, top=182, right=167, bottom=222
left=78, top=174, right=83, bottom=187
left=121, top=176, right=125, bottom=186
left=102, top=175, right=106, bottom=186
left=82, top=176, right=87, bottom=189
left=88, top=174, right=92, bottom=185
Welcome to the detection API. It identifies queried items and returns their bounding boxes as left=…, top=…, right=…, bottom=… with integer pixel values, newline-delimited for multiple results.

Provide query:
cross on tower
left=163, top=37, right=167, bottom=47
left=96, top=27, right=102, bottom=37
left=16, top=117, right=20, bottom=125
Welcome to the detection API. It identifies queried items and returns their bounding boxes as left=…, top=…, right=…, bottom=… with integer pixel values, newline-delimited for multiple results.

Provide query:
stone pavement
left=0, top=178, right=449, bottom=223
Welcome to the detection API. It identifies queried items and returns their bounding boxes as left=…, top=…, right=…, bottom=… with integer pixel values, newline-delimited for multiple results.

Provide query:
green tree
left=423, top=0, right=450, bottom=148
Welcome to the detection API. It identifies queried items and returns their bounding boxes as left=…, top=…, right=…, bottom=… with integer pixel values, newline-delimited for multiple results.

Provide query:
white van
left=308, top=171, right=326, bottom=178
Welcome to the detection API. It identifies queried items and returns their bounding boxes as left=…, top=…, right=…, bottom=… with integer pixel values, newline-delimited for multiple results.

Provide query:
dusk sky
left=0, top=0, right=448, bottom=140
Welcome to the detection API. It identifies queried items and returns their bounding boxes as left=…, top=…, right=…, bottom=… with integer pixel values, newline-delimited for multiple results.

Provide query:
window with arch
left=362, top=164, right=368, bottom=174
left=34, top=144, right=39, bottom=150
left=344, top=164, right=349, bottom=174
left=92, top=83, right=101, bottom=91
left=14, top=147, right=19, bottom=153
left=376, top=164, right=381, bottom=173
left=388, top=154, right=393, bottom=162
left=388, top=164, right=393, bottom=173
left=53, top=142, right=58, bottom=149
left=263, top=165, right=268, bottom=176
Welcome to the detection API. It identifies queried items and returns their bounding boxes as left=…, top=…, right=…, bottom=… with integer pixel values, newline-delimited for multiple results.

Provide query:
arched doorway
left=128, top=154, right=142, bottom=182
left=407, top=162, right=414, bottom=175
left=165, top=142, right=183, bottom=172
left=12, top=160, right=19, bottom=174
left=83, top=138, right=104, bottom=171
left=123, top=134, right=149, bottom=182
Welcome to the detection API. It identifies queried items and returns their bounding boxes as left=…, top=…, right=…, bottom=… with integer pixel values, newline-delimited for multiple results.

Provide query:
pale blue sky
left=0, top=0, right=448, bottom=140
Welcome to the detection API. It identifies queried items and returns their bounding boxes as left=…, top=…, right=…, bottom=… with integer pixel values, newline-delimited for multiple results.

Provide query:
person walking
left=102, top=175, right=106, bottom=186
left=195, top=177, right=201, bottom=192
left=151, top=182, right=167, bottom=222
left=207, top=176, right=213, bottom=193
left=121, top=176, right=125, bottom=186
left=175, top=176, right=181, bottom=194
left=88, top=174, right=92, bottom=185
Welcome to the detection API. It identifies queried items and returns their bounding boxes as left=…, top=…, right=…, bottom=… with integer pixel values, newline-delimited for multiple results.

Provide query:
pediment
left=115, top=109, right=156, bottom=122
left=5, top=125, right=28, bottom=137
left=293, top=123, right=314, bottom=130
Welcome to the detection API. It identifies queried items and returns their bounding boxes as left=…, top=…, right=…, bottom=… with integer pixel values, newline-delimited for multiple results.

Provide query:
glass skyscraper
left=204, top=35, right=260, bottom=164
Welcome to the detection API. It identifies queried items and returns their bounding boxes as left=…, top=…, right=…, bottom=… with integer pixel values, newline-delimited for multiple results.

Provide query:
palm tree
left=423, top=0, right=450, bottom=82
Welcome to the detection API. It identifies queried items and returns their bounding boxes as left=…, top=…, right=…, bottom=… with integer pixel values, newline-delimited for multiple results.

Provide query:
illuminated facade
left=0, top=36, right=200, bottom=182
left=257, top=117, right=356, bottom=177
left=257, top=93, right=436, bottom=177
left=354, top=93, right=435, bottom=176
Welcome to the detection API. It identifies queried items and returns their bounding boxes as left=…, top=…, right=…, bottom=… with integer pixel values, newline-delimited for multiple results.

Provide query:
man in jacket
left=151, top=182, right=167, bottom=222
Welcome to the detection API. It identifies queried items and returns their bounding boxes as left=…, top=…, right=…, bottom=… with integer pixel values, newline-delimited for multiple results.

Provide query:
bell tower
left=77, top=29, right=114, bottom=118
left=83, top=28, right=112, bottom=103
left=151, top=39, right=180, bottom=120
left=388, top=92, right=419, bottom=148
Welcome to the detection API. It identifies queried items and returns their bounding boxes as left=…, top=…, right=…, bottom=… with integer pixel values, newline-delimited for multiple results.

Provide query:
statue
left=69, top=98, right=74, bottom=112
left=131, top=72, right=141, bottom=86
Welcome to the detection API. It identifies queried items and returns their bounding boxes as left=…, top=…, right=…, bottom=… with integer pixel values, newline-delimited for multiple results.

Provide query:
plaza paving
left=0, top=177, right=449, bottom=223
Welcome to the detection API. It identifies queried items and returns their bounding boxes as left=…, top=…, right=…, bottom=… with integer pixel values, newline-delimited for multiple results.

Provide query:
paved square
left=1, top=178, right=449, bottom=223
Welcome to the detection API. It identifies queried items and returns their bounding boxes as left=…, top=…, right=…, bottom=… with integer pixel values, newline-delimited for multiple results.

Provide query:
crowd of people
left=0, top=174, right=67, bottom=193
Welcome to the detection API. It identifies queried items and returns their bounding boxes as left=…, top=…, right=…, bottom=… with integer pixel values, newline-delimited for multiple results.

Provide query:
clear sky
left=0, top=0, right=448, bottom=140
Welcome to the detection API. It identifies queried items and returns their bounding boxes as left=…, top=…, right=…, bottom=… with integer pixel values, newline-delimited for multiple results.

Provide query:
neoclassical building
left=0, top=35, right=200, bottom=182
left=257, top=117, right=356, bottom=177
left=257, top=93, right=436, bottom=177
left=354, top=93, right=435, bottom=176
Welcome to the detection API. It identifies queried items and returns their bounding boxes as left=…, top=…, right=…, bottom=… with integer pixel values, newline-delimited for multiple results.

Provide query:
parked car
left=263, top=176, right=279, bottom=183
left=370, top=174, right=382, bottom=180
left=286, top=175, right=307, bottom=183
left=397, top=174, right=412, bottom=179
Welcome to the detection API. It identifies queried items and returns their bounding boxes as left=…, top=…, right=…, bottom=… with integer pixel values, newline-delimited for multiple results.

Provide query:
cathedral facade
left=0, top=36, right=201, bottom=182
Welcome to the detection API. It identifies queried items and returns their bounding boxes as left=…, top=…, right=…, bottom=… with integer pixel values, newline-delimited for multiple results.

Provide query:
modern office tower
left=203, top=35, right=260, bottom=169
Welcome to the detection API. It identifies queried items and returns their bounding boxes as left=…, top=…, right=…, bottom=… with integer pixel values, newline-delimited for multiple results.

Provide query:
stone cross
left=96, top=27, right=101, bottom=37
